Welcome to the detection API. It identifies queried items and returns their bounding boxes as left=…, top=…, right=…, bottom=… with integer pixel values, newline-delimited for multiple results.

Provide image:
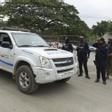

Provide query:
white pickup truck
left=0, top=30, right=78, bottom=94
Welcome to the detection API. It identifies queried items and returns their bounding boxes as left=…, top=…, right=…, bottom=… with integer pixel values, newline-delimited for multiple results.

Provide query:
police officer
left=62, top=37, right=73, bottom=53
left=76, top=36, right=90, bottom=79
left=107, top=38, right=112, bottom=79
left=93, top=38, right=107, bottom=85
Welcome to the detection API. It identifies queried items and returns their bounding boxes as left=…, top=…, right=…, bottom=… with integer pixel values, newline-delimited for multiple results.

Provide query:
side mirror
left=1, top=41, right=13, bottom=49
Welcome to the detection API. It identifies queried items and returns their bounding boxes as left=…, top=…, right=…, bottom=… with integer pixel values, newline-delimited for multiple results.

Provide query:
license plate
left=61, top=71, right=73, bottom=78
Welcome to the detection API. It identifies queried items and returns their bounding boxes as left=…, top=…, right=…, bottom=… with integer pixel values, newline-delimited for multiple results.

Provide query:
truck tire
left=57, top=77, right=71, bottom=83
left=16, top=65, right=38, bottom=94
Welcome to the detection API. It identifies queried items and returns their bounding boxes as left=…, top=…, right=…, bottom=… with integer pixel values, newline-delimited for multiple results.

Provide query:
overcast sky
left=0, top=0, right=4, bottom=3
left=64, top=0, right=112, bottom=27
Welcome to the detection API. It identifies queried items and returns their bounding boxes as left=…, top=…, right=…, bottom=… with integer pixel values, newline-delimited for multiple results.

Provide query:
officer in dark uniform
left=76, top=36, right=90, bottom=79
left=62, top=37, right=73, bottom=53
left=107, top=38, right=112, bottom=79
left=93, top=38, right=107, bottom=85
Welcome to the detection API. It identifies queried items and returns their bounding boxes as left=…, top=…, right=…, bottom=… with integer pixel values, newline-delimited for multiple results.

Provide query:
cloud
left=0, top=0, right=4, bottom=3
left=64, top=0, right=112, bottom=27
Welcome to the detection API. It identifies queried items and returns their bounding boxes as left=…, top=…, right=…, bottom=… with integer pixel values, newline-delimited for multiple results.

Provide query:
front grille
left=57, top=68, right=74, bottom=73
left=53, top=57, right=74, bottom=67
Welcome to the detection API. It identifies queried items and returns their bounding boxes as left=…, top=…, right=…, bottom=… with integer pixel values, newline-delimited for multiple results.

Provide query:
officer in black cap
left=94, top=38, right=107, bottom=85
left=76, top=36, right=90, bottom=79
left=62, top=37, right=73, bottom=53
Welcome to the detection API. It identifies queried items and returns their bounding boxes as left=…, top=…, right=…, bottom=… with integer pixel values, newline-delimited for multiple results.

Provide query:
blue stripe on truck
left=0, top=59, right=13, bottom=67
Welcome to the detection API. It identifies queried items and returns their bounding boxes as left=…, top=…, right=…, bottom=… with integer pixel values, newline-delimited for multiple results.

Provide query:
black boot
left=85, top=75, right=90, bottom=79
left=78, top=74, right=83, bottom=77
left=95, top=79, right=99, bottom=83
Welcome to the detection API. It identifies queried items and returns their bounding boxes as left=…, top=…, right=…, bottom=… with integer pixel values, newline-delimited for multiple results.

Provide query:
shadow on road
left=0, top=70, right=14, bottom=82
left=0, top=70, right=74, bottom=96
left=35, top=82, right=73, bottom=96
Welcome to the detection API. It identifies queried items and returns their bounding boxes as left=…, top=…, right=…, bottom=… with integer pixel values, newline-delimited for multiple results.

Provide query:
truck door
left=0, top=33, right=14, bottom=72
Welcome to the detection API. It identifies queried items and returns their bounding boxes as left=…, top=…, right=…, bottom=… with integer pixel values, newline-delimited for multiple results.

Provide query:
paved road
left=0, top=53, right=112, bottom=112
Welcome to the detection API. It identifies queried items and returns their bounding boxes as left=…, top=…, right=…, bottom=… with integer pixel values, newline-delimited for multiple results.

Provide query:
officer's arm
left=85, top=43, right=90, bottom=58
left=70, top=44, right=73, bottom=52
left=93, top=43, right=98, bottom=48
left=76, top=46, right=79, bottom=51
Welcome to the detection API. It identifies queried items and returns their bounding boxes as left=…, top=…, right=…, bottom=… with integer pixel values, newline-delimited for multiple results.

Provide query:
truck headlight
left=40, top=57, right=52, bottom=69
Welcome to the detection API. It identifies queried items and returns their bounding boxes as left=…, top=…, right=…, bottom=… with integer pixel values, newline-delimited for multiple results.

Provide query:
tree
left=92, top=20, right=112, bottom=37
left=0, top=0, right=90, bottom=37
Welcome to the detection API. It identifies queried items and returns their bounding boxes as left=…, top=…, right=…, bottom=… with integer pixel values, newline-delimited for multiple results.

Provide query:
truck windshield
left=11, top=32, right=49, bottom=47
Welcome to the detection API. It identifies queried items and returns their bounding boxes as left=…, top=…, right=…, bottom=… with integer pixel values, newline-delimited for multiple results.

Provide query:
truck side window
left=0, top=33, right=13, bottom=48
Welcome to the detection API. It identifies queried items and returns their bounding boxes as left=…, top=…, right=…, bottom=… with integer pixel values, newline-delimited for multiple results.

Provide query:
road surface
left=0, top=53, right=112, bottom=112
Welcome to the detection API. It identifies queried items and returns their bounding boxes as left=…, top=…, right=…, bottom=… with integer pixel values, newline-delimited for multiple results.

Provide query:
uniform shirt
left=95, top=44, right=107, bottom=63
left=77, top=42, right=90, bottom=61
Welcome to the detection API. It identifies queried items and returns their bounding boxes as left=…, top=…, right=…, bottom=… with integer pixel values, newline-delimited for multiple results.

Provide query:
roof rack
left=0, top=27, right=31, bottom=32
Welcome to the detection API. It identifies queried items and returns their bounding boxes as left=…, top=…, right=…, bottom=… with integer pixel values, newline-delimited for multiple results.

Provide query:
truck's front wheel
left=16, top=65, right=38, bottom=94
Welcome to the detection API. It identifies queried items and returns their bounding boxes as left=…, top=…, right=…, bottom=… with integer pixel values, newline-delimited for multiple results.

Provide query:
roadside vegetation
left=92, top=20, right=112, bottom=37
left=0, top=0, right=90, bottom=38
left=1, top=0, right=112, bottom=41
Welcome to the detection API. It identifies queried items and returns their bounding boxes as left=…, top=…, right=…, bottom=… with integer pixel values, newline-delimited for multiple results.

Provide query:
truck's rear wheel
left=16, top=65, right=38, bottom=94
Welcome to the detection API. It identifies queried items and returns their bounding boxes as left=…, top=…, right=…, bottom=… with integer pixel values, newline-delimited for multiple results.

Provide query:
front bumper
left=32, top=66, right=77, bottom=84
